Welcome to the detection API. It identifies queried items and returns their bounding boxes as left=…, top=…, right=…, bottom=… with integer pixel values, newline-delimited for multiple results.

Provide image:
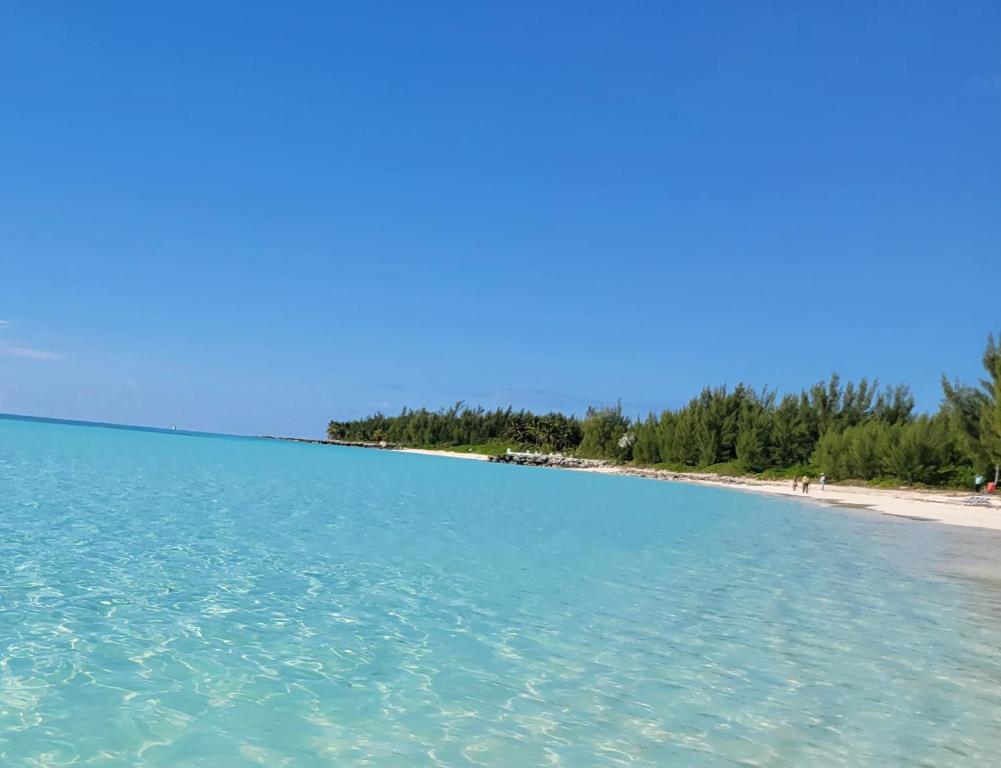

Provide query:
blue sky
left=2, top=2, right=999, bottom=437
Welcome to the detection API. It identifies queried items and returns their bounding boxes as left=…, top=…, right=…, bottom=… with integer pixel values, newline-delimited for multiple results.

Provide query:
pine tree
left=942, top=332, right=1001, bottom=483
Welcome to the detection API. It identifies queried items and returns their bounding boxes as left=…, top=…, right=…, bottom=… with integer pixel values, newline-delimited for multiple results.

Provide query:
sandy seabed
left=396, top=447, right=1001, bottom=532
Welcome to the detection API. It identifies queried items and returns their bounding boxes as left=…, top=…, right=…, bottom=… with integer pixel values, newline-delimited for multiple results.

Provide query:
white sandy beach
left=396, top=447, right=1001, bottom=532
left=395, top=447, right=491, bottom=461
left=677, top=475, right=1001, bottom=532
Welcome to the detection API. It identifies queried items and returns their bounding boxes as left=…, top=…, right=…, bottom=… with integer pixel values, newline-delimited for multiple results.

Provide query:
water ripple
left=1, top=418, right=1000, bottom=766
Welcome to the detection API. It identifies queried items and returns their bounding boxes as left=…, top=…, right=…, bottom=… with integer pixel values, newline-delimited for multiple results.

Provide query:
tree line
left=327, top=402, right=583, bottom=453
left=328, top=334, right=1001, bottom=488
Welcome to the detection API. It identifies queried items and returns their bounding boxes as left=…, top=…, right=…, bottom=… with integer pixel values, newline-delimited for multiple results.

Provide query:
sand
left=397, top=447, right=490, bottom=461
left=671, top=475, right=1001, bottom=531
left=396, top=447, right=1000, bottom=531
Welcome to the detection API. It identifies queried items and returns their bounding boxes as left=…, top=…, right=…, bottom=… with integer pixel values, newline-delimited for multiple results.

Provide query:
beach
left=6, top=416, right=1001, bottom=765
left=396, top=446, right=1001, bottom=532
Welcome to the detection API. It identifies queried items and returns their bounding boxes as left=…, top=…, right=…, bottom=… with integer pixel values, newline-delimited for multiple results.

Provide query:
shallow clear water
left=1, top=416, right=1000, bottom=767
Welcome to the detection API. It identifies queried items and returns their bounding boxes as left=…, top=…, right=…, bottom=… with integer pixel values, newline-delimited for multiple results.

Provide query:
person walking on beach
left=820, top=473, right=827, bottom=491
left=792, top=476, right=799, bottom=492
left=801, top=475, right=810, bottom=494
left=975, top=473, right=985, bottom=493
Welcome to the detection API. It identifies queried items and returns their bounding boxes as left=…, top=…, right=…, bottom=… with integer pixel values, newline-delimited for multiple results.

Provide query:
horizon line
left=0, top=411, right=253, bottom=440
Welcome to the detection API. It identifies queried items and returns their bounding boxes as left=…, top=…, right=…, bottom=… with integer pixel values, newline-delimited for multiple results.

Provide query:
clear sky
left=2, top=2, right=999, bottom=437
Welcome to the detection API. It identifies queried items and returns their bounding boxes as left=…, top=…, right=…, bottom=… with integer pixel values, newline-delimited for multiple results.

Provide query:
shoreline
left=392, top=446, right=1001, bottom=532
left=266, top=437, right=1000, bottom=532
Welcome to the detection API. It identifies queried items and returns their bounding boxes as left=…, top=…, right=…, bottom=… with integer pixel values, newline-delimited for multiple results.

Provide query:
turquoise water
left=2, top=416, right=1000, bottom=766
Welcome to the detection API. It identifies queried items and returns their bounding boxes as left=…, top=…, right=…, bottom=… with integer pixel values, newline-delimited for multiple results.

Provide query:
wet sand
left=396, top=447, right=1001, bottom=532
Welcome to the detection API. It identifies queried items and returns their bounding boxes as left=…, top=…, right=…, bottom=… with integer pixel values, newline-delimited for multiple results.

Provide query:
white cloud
left=0, top=320, right=64, bottom=360
left=0, top=344, right=63, bottom=361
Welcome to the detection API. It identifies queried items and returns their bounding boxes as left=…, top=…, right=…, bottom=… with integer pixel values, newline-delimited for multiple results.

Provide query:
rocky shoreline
left=270, top=439, right=767, bottom=487
left=261, top=438, right=999, bottom=529
left=488, top=452, right=610, bottom=470
left=488, top=451, right=755, bottom=485
left=263, top=436, right=402, bottom=450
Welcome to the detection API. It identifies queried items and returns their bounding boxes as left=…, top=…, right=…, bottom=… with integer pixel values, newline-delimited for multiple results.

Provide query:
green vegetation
left=327, top=404, right=582, bottom=453
left=431, top=441, right=521, bottom=457
left=328, top=333, right=1001, bottom=489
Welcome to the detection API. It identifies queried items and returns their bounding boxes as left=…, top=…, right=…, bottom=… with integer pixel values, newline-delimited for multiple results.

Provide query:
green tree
left=942, top=332, right=1001, bottom=483
left=323, top=332, right=994, bottom=489
left=812, top=430, right=849, bottom=481
left=736, top=397, right=772, bottom=472
left=882, top=417, right=947, bottom=485
left=631, top=414, right=661, bottom=465
left=578, top=402, right=631, bottom=461
left=770, top=394, right=809, bottom=466
left=980, top=336, right=1001, bottom=485
left=846, top=421, right=887, bottom=480
left=873, top=385, right=915, bottom=424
